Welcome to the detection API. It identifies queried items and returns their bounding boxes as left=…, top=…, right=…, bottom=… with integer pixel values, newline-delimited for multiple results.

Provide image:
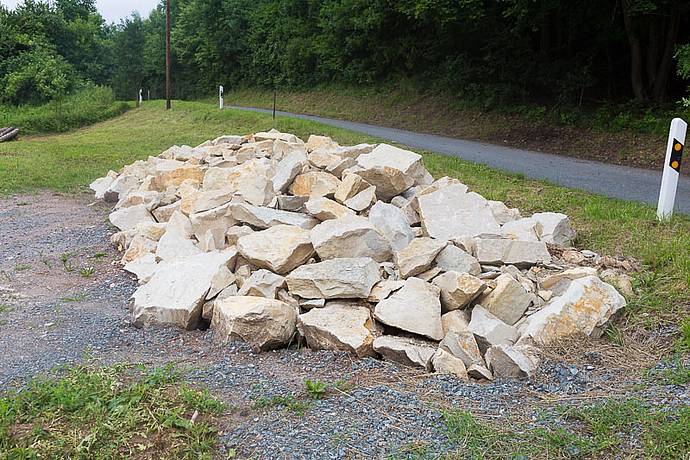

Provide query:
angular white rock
left=212, top=296, right=297, bottom=350
left=236, top=225, right=315, bottom=275
left=132, top=249, right=237, bottom=329
left=434, top=245, right=481, bottom=276
left=286, top=258, right=380, bottom=299
left=230, top=202, right=319, bottom=229
left=433, top=271, right=487, bottom=311
left=485, top=344, right=540, bottom=379
left=310, top=215, right=392, bottom=262
left=518, top=275, right=626, bottom=344
left=374, top=277, right=444, bottom=341
left=373, top=335, right=437, bottom=370
left=368, top=201, right=415, bottom=251
left=395, top=237, right=447, bottom=279
left=474, top=239, right=551, bottom=267
left=418, top=186, right=500, bottom=240
left=432, top=348, right=469, bottom=380
left=468, top=305, right=519, bottom=351
left=297, top=304, right=376, bottom=357
left=304, top=197, right=354, bottom=221
left=236, top=269, right=286, bottom=299
left=531, top=212, right=576, bottom=246
left=109, top=204, right=155, bottom=231
left=476, top=273, right=532, bottom=325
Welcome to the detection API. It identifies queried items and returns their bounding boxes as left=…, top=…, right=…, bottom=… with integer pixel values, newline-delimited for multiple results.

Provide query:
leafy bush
left=0, top=86, right=130, bottom=135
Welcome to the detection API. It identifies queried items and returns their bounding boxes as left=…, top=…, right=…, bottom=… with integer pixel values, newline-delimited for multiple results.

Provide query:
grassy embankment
left=0, top=86, right=130, bottom=135
left=226, top=85, right=690, bottom=172
left=0, top=100, right=687, bottom=458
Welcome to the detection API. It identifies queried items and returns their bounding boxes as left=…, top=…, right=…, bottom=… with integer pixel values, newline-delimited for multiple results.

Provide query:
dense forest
left=2, top=0, right=690, bottom=108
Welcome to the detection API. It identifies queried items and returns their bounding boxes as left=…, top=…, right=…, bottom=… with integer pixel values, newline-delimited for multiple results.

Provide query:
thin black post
left=272, top=88, right=277, bottom=122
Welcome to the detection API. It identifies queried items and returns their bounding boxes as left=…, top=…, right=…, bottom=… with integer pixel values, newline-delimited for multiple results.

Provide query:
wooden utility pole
left=165, top=0, right=171, bottom=110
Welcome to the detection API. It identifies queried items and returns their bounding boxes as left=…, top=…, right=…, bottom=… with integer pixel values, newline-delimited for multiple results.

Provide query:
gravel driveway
left=0, top=192, right=685, bottom=459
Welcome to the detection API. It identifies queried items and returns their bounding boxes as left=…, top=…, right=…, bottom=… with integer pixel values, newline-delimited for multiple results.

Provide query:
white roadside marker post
left=219, top=85, right=224, bottom=110
left=138, top=88, right=143, bottom=107
left=657, top=118, right=686, bottom=221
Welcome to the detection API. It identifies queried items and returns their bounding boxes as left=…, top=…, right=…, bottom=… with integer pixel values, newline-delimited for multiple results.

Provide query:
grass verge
left=0, top=86, right=130, bottom=135
left=226, top=85, right=687, bottom=172
left=0, top=364, right=224, bottom=458
left=0, top=99, right=688, bottom=342
left=435, top=401, right=689, bottom=460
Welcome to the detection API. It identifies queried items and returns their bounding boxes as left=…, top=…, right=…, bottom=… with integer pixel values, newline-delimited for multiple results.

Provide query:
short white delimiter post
left=657, top=118, right=686, bottom=221
left=219, top=85, right=224, bottom=110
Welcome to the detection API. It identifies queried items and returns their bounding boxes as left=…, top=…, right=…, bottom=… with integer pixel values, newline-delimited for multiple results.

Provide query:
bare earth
left=0, top=192, right=686, bottom=459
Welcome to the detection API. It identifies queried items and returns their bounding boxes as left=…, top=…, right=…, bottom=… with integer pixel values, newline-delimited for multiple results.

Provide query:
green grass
left=0, top=86, right=130, bottom=135
left=1, top=99, right=688, bottom=335
left=0, top=364, right=224, bottom=458
left=440, top=401, right=689, bottom=459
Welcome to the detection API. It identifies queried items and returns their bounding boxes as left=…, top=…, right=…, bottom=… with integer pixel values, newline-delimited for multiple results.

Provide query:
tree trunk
left=621, top=0, right=648, bottom=101
left=652, top=14, right=680, bottom=102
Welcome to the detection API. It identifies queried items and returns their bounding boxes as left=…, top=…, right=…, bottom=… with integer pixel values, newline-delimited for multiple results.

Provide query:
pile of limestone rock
left=90, top=130, right=627, bottom=381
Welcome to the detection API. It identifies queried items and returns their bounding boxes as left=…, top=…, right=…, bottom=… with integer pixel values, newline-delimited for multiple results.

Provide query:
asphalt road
left=231, top=106, right=689, bottom=215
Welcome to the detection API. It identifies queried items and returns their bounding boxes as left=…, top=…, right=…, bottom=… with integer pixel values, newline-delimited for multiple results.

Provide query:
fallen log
left=0, top=127, right=19, bottom=142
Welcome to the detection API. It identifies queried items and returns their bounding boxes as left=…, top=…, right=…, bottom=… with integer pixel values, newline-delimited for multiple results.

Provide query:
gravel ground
left=0, top=192, right=687, bottom=459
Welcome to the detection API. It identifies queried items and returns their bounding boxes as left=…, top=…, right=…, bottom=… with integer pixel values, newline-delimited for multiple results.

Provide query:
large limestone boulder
left=532, top=212, right=576, bottom=246
left=230, top=202, right=319, bottom=229
left=368, top=202, right=415, bottom=252
left=468, top=305, right=519, bottom=352
left=237, top=225, right=315, bottom=275
left=310, top=215, right=392, bottom=262
left=286, top=258, right=380, bottom=299
left=373, top=336, right=437, bottom=370
left=374, top=277, right=444, bottom=341
left=418, top=186, right=500, bottom=240
left=297, top=304, right=376, bottom=357
left=109, top=204, right=155, bottom=231
left=212, top=296, right=297, bottom=350
left=132, top=249, right=237, bottom=329
left=518, top=275, right=626, bottom=344
left=395, top=237, right=447, bottom=279
left=433, top=271, right=486, bottom=311
left=477, top=273, right=532, bottom=325
left=474, top=239, right=551, bottom=267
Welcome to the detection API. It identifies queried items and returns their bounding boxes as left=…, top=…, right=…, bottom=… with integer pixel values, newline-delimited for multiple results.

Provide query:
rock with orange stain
left=518, top=275, right=625, bottom=345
